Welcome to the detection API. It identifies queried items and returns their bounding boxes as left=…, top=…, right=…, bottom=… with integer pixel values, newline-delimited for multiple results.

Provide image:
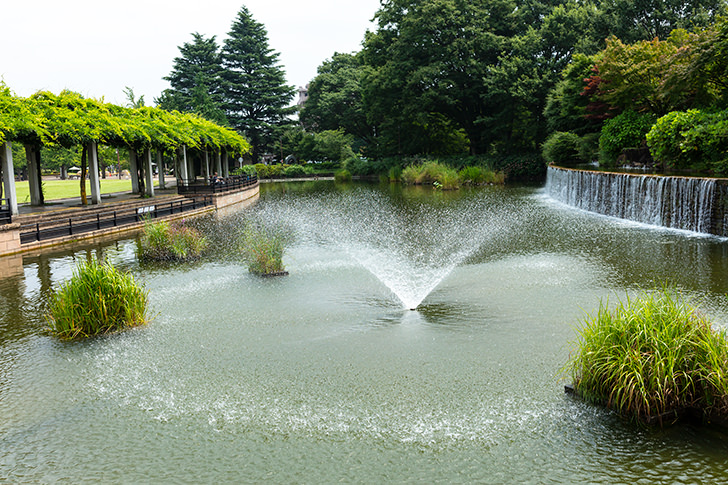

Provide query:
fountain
left=3, top=181, right=728, bottom=483
left=240, top=187, right=520, bottom=310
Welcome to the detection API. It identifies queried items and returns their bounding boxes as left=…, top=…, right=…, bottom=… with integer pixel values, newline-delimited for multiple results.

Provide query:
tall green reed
left=565, top=288, right=728, bottom=424
left=46, top=259, right=149, bottom=339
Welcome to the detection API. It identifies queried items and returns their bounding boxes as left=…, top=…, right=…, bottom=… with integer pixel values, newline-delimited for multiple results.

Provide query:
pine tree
left=220, top=6, right=296, bottom=162
left=157, top=33, right=227, bottom=125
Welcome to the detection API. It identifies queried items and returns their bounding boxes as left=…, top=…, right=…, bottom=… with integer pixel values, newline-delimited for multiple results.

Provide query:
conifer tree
left=220, top=6, right=296, bottom=162
left=157, top=33, right=227, bottom=125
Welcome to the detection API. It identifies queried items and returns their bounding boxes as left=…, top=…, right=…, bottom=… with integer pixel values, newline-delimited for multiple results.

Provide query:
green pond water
left=2, top=181, right=728, bottom=482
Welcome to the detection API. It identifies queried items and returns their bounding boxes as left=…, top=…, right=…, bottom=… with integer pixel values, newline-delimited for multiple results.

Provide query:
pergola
left=0, top=87, right=251, bottom=217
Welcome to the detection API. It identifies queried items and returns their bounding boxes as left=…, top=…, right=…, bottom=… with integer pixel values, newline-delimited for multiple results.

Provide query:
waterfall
left=546, top=166, right=722, bottom=235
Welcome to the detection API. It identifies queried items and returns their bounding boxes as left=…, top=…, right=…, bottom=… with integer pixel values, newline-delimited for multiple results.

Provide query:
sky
left=0, top=0, right=381, bottom=106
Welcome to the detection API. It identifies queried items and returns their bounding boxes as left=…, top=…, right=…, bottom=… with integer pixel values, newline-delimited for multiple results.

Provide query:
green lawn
left=13, top=179, right=141, bottom=203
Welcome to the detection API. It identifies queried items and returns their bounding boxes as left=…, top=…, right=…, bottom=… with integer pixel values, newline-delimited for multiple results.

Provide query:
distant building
left=298, top=84, right=309, bottom=107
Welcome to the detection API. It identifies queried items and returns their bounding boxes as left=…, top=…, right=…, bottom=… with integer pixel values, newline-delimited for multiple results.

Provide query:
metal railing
left=0, top=198, right=11, bottom=225
left=177, top=175, right=258, bottom=195
left=19, top=196, right=212, bottom=245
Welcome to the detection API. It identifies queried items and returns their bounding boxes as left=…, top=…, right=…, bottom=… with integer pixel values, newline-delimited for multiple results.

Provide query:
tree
left=220, top=6, right=296, bottom=163
left=594, top=0, right=727, bottom=44
left=300, top=52, right=372, bottom=142
left=156, top=33, right=227, bottom=125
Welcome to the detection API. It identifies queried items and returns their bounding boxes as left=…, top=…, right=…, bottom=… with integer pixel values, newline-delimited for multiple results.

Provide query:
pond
left=2, top=180, right=728, bottom=482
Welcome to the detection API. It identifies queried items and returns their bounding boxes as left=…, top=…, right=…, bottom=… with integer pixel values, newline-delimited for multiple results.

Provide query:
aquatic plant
left=47, top=259, right=149, bottom=339
left=402, top=161, right=460, bottom=189
left=565, top=289, right=728, bottom=425
left=137, top=219, right=208, bottom=261
left=334, top=169, right=352, bottom=183
left=240, top=224, right=288, bottom=275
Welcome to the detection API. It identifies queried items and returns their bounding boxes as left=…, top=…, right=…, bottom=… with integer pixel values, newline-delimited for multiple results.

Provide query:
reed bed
left=565, top=289, right=728, bottom=425
left=240, top=224, right=288, bottom=275
left=46, top=259, right=149, bottom=339
left=137, top=219, right=208, bottom=261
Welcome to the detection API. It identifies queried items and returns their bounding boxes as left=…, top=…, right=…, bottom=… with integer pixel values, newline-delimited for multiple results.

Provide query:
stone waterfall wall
left=546, top=166, right=728, bottom=237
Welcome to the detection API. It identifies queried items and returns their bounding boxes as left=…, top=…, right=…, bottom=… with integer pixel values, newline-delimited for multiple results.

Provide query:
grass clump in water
left=565, top=289, right=728, bottom=426
left=240, top=224, right=289, bottom=275
left=137, top=219, right=208, bottom=261
left=46, top=259, right=150, bottom=339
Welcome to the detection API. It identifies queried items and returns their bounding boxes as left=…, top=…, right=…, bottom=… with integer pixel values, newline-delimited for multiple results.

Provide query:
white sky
left=0, top=0, right=380, bottom=105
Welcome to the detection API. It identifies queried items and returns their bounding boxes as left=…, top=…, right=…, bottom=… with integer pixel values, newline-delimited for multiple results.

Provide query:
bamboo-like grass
left=137, top=219, right=208, bottom=261
left=46, top=259, right=149, bottom=339
left=565, top=289, right=728, bottom=425
left=240, top=224, right=288, bottom=275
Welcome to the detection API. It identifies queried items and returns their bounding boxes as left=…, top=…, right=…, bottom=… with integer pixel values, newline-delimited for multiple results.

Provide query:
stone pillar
left=87, top=141, right=102, bottom=204
left=25, top=144, right=42, bottom=206
left=157, top=151, right=166, bottom=189
left=129, top=150, right=140, bottom=193
left=203, top=150, right=210, bottom=182
left=144, top=149, right=154, bottom=197
left=215, top=151, right=222, bottom=177
left=179, top=146, right=189, bottom=186
left=222, top=151, right=230, bottom=178
left=1, top=142, right=18, bottom=216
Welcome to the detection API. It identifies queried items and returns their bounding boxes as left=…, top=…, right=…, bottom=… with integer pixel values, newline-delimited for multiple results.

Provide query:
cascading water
left=240, top=187, right=520, bottom=310
left=546, top=166, right=720, bottom=235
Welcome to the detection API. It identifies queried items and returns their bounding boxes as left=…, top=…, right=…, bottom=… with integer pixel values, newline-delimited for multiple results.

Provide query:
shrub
left=137, top=219, right=208, bottom=261
left=254, top=163, right=269, bottom=178
left=334, top=169, right=352, bottom=183
left=647, top=109, right=728, bottom=174
left=565, top=289, right=728, bottom=425
left=46, top=259, right=149, bottom=339
left=388, top=166, right=402, bottom=182
left=267, top=164, right=285, bottom=177
left=542, top=131, right=583, bottom=166
left=232, top=165, right=257, bottom=177
left=599, top=110, right=657, bottom=166
left=283, top=164, right=306, bottom=178
left=240, top=225, right=287, bottom=275
left=493, top=154, right=547, bottom=183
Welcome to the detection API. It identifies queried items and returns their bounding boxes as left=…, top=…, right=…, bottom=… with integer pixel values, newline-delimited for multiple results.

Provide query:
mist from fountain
left=243, top=187, right=523, bottom=309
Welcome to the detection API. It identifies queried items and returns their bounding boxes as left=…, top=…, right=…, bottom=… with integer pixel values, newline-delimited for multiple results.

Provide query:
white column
left=144, top=149, right=154, bottom=197
left=203, top=150, right=210, bottom=181
left=179, top=146, right=189, bottom=186
left=222, top=151, right=229, bottom=177
left=87, top=142, right=101, bottom=204
left=157, top=151, right=166, bottom=189
left=215, top=151, right=222, bottom=176
left=129, top=150, right=140, bottom=193
left=25, top=144, right=42, bottom=206
left=1, top=142, right=18, bottom=215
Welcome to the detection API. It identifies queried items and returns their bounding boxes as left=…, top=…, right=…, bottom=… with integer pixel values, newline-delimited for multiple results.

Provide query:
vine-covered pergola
left=0, top=84, right=251, bottom=216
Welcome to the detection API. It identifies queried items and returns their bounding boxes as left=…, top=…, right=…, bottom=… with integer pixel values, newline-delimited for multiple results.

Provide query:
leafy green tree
left=156, top=33, right=227, bottom=125
left=594, top=0, right=727, bottom=44
left=220, top=6, right=296, bottom=162
left=300, top=52, right=372, bottom=142
left=544, top=53, right=603, bottom=134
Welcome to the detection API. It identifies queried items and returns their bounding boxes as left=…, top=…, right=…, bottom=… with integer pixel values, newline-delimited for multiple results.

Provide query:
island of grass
left=564, top=289, right=728, bottom=427
left=240, top=224, right=289, bottom=276
left=46, top=259, right=149, bottom=339
left=137, top=219, right=208, bottom=262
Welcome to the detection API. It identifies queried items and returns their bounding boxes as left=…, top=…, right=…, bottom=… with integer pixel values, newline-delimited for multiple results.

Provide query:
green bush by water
left=46, top=259, right=149, bottom=339
left=137, top=219, right=208, bottom=261
left=565, top=289, right=728, bottom=425
left=334, top=169, right=352, bottom=183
